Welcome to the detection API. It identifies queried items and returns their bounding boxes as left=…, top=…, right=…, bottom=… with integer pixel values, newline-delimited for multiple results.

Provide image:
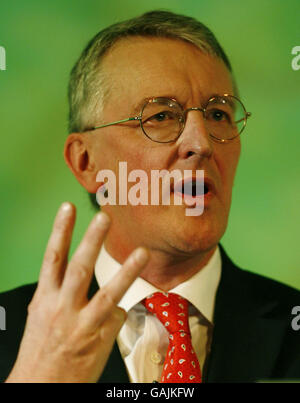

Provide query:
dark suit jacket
left=0, top=245, right=299, bottom=383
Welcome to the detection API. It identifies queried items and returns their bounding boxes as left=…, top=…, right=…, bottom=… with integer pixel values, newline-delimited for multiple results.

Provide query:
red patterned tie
left=142, top=292, right=202, bottom=383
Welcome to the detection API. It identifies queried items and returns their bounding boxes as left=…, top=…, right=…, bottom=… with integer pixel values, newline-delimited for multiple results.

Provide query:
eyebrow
left=131, top=93, right=236, bottom=115
left=209, top=94, right=237, bottom=111
left=131, top=98, right=150, bottom=116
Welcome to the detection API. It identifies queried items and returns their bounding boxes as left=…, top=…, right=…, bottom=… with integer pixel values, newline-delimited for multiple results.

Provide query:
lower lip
left=173, top=190, right=214, bottom=206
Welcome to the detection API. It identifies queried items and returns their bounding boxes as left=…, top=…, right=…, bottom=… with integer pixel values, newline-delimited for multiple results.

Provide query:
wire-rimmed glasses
left=88, top=94, right=251, bottom=143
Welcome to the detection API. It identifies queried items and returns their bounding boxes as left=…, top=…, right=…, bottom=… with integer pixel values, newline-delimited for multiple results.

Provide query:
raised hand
left=6, top=202, right=149, bottom=383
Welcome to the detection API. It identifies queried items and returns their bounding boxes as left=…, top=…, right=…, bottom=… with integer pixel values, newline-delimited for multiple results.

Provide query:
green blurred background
left=0, top=0, right=299, bottom=292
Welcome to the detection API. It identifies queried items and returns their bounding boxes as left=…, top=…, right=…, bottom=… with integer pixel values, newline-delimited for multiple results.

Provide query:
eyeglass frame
left=86, top=94, right=251, bottom=144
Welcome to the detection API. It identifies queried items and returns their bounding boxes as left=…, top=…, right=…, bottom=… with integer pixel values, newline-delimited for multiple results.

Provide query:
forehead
left=101, top=36, right=234, bottom=112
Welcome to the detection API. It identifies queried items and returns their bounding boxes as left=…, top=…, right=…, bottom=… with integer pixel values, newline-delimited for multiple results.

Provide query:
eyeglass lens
left=140, top=96, right=247, bottom=143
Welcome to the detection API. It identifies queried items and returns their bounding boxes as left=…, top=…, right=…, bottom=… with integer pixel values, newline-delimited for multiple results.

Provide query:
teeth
left=175, top=180, right=205, bottom=196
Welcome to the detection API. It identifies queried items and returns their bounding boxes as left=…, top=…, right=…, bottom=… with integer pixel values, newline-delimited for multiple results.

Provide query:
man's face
left=87, top=37, right=241, bottom=259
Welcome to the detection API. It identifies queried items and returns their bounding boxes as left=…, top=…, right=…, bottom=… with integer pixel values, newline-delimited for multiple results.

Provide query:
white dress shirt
left=95, top=245, right=221, bottom=383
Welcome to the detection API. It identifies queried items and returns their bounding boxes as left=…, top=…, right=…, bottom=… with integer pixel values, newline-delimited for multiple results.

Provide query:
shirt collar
left=95, top=245, right=221, bottom=323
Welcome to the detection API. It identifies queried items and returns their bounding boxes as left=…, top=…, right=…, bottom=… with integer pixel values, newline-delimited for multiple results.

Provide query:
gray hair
left=68, top=9, right=235, bottom=134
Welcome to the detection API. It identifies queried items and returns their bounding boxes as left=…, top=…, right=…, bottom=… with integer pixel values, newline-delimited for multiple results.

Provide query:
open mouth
left=173, top=178, right=209, bottom=198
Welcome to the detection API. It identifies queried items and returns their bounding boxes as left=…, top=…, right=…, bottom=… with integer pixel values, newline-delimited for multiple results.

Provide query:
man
left=1, top=10, right=299, bottom=383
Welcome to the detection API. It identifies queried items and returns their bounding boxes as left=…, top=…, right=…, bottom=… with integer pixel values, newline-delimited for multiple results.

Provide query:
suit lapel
left=204, top=245, right=287, bottom=382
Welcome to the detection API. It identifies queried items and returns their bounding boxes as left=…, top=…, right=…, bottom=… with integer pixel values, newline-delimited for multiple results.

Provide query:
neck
left=105, top=235, right=217, bottom=291
left=140, top=247, right=217, bottom=291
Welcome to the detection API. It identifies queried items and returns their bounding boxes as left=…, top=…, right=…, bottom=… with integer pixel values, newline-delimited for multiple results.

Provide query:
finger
left=60, top=212, right=111, bottom=306
left=82, top=247, right=149, bottom=330
left=38, top=202, right=76, bottom=291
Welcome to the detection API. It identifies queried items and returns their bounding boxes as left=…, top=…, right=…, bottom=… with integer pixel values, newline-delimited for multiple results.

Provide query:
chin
left=176, top=233, right=219, bottom=255
left=132, top=204, right=228, bottom=255
left=166, top=218, right=225, bottom=256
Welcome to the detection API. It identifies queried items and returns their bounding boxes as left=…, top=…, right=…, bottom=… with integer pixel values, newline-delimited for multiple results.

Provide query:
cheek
left=92, top=133, right=139, bottom=175
left=118, top=138, right=170, bottom=173
left=94, top=134, right=171, bottom=204
left=216, top=141, right=240, bottom=199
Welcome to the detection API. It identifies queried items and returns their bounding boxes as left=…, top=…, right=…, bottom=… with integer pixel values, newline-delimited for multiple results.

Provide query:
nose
left=176, top=108, right=213, bottom=161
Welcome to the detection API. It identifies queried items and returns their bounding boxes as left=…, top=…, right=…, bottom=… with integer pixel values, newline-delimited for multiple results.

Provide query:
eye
left=206, top=108, right=232, bottom=123
left=152, top=112, right=169, bottom=122
left=212, top=110, right=224, bottom=121
left=143, top=110, right=177, bottom=125
left=152, top=111, right=176, bottom=122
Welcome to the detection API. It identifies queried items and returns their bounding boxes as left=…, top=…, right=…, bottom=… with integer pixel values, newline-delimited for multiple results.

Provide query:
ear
left=64, top=133, right=100, bottom=193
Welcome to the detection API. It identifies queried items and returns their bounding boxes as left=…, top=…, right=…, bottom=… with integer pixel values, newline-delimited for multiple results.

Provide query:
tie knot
left=142, top=292, right=190, bottom=336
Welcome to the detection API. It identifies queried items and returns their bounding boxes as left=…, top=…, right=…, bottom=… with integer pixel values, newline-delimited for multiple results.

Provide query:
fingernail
left=96, top=212, right=110, bottom=228
left=60, top=202, right=73, bottom=215
left=133, top=247, right=149, bottom=266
